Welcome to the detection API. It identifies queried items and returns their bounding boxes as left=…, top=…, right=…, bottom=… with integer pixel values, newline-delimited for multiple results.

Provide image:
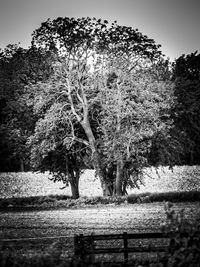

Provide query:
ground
left=1, top=202, right=200, bottom=260
left=1, top=167, right=200, bottom=263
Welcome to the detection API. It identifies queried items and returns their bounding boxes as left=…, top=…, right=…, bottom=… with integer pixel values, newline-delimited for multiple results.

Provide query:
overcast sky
left=0, top=0, right=199, bottom=61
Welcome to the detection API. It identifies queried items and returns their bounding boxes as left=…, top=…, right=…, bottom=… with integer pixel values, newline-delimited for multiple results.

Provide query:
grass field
left=0, top=166, right=200, bottom=199
left=1, top=202, right=200, bottom=260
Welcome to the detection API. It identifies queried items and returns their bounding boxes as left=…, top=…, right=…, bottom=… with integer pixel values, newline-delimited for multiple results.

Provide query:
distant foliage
left=172, top=51, right=200, bottom=165
left=0, top=45, right=55, bottom=171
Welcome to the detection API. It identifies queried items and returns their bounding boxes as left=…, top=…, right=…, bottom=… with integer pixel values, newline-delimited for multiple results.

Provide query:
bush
left=0, top=195, right=72, bottom=209
left=0, top=195, right=127, bottom=209
left=127, top=191, right=200, bottom=204
left=0, top=242, right=133, bottom=266
left=153, top=202, right=200, bottom=267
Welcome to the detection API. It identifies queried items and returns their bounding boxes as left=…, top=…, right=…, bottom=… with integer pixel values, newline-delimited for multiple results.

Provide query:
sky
left=0, top=0, right=200, bottom=61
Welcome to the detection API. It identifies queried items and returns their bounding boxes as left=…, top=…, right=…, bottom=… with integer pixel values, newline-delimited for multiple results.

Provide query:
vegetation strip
left=1, top=235, right=71, bottom=242
left=1, top=191, right=200, bottom=210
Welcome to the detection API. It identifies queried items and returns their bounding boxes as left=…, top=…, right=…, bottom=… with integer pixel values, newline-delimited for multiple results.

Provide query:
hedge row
left=0, top=191, right=200, bottom=209
left=127, top=191, right=200, bottom=204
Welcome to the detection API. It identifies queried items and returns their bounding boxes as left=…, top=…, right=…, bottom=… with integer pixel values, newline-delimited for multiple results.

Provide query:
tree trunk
left=92, top=150, right=112, bottom=196
left=100, top=177, right=113, bottom=196
left=122, top=170, right=128, bottom=195
left=68, top=79, right=112, bottom=196
left=115, top=159, right=124, bottom=196
left=81, top=119, right=112, bottom=196
left=65, top=158, right=80, bottom=199
left=20, top=158, right=24, bottom=172
left=70, top=180, right=79, bottom=199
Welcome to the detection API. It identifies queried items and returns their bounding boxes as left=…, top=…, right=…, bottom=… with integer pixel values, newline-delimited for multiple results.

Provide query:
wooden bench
left=74, top=232, right=169, bottom=265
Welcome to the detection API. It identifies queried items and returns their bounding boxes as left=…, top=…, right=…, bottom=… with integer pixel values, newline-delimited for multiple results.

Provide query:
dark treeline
left=0, top=17, right=200, bottom=198
left=0, top=44, right=54, bottom=172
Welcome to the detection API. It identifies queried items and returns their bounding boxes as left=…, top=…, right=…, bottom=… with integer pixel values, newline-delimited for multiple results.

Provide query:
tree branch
left=66, top=79, right=82, bottom=122
left=66, top=119, right=90, bottom=148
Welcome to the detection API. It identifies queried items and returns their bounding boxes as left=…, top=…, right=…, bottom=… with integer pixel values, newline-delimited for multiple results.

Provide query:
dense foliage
left=28, top=17, right=175, bottom=197
left=160, top=202, right=200, bottom=267
left=0, top=45, right=54, bottom=171
left=172, top=51, right=200, bottom=165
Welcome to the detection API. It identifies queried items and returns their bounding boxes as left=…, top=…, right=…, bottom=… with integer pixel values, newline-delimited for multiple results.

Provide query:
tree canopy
left=27, top=17, right=176, bottom=197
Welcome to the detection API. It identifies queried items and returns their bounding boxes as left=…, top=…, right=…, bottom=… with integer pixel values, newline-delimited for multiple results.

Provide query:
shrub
left=0, top=195, right=128, bottom=209
left=0, top=195, right=72, bottom=209
left=127, top=192, right=152, bottom=203
left=155, top=202, right=200, bottom=267
left=127, top=193, right=140, bottom=203
left=127, top=191, right=200, bottom=204
left=0, top=242, right=135, bottom=266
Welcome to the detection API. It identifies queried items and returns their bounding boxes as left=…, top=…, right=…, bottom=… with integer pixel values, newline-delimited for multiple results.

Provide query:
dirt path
left=1, top=202, right=199, bottom=258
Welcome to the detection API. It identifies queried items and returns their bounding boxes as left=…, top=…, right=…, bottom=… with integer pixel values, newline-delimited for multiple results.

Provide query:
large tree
left=96, top=56, right=174, bottom=195
left=29, top=17, right=174, bottom=196
left=27, top=87, right=89, bottom=199
left=29, top=120, right=88, bottom=199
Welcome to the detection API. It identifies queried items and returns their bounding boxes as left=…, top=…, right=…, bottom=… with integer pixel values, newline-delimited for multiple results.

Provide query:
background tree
left=0, top=44, right=54, bottom=171
left=0, top=44, right=32, bottom=171
left=172, top=51, right=200, bottom=165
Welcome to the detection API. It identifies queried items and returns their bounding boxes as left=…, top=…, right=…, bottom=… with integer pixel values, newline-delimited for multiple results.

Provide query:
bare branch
left=75, top=87, right=85, bottom=106
left=59, top=103, right=70, bottom=117
left=66, top=79, right=82, bottom=122
left=64, top=135, right=90, bottom=147
left=65, top=119, right=90, bottom=148
left=126, top=138, right=132, bottom=160
left=73, top=137, right=90, bottom=147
